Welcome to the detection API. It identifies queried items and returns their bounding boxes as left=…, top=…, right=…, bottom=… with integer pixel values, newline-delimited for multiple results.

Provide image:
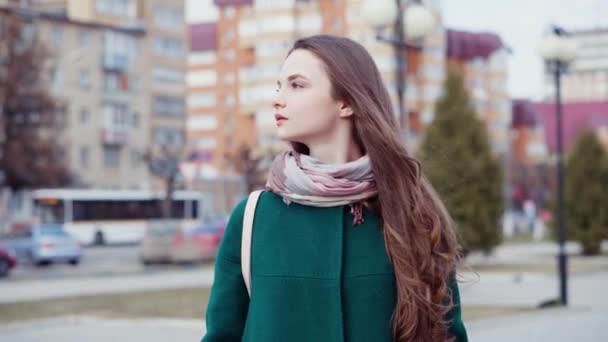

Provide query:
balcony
left=101, top=128, right=129, bottom=146
left=103, top=54, right=130, bottom=72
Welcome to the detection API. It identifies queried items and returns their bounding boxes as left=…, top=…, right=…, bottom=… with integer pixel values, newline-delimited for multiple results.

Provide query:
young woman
left=202, top=35, right=468, bottom=342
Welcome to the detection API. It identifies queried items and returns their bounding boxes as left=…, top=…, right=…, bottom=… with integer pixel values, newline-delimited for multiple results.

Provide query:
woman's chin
left=276, top=128, right=293, bottom=141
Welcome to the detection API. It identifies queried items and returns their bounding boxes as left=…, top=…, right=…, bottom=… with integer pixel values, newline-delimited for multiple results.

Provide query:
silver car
left=1, top=224, right=82, bottom=266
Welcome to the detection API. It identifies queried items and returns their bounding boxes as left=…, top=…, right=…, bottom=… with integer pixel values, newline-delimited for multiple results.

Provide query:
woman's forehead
left=279, top=49, right=327, bottom=81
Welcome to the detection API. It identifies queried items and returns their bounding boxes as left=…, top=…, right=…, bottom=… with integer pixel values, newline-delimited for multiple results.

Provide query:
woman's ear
left=338, top=102, right=354, bottom=118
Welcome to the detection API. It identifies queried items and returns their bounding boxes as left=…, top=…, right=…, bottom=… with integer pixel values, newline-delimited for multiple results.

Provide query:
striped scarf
left=265, top=151, right=378, bottom=225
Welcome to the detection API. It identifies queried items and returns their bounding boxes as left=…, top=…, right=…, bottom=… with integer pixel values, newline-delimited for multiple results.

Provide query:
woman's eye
left=291, top=83, right=302, bottom=89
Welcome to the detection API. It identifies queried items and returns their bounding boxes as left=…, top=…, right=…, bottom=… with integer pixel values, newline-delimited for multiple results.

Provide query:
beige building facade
left=2, top=0, right=187, bottom=190
left=187, top=0, right=509, bottom=173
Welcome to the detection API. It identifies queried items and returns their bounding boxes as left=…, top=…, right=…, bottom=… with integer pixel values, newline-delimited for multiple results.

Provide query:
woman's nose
left=272, top=90, right=286, bottom=109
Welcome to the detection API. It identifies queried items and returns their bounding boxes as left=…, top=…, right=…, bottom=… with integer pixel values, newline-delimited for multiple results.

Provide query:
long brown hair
left=288, top=35, right=461, bottom=341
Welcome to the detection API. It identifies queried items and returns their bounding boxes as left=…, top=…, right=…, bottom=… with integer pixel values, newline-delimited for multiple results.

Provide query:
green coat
left=202, top=191, right=468, bottom=342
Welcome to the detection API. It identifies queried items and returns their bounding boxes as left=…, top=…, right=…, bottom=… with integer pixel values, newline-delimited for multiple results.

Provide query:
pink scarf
left=265, top=151, right=378, bottom=225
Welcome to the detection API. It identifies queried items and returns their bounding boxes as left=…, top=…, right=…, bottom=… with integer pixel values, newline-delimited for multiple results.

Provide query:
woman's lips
left=275, top=114, right=288, bottom=126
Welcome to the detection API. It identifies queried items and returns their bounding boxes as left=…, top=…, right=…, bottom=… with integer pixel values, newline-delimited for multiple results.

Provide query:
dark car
left=0, top=245, right=17, bottom=277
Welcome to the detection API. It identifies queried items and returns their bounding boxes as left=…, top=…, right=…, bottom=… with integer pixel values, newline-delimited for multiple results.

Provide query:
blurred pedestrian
left=523, top=198, right=537, bottom=234
left=202, top=35, right=467, bottom=342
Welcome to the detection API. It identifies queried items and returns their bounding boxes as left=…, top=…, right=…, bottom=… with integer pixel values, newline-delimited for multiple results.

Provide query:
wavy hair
left=288, top=35, right=461, bottom=341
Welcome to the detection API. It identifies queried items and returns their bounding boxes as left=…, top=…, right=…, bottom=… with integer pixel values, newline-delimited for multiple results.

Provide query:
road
left=4, top=245, right=205, bottom=282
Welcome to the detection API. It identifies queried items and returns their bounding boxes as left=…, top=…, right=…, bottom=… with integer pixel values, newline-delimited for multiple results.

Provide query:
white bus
left=30, top=189, right=208, bottom=245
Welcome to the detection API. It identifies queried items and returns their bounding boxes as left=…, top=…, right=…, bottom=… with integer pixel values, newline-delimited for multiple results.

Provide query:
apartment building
left=544, top=28, right=608, bottom=102
left=1, top=4, right=150, bottom=189
left=1, top=0, right=187, bottom=189
left=445, top=29, right=511, bottom=154
left=187, top=0, right=511, bottom=173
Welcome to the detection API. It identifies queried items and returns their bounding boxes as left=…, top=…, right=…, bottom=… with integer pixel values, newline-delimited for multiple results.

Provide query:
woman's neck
left=307, top=139, right=363, bottom=164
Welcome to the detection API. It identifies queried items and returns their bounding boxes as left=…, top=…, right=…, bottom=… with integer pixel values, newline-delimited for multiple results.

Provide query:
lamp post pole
left=553, top=53, right=568, bottom=306
left=540, top=25, right=577, bottom=306
left=393, top=0, right=409, bottom=143
left=363, top=0, right=435, bottom=145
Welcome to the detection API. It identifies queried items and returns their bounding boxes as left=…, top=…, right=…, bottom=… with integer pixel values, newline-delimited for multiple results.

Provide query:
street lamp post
left=539, top=25, right=577, bottom=306
left=362, top=0, right=436, bottom=144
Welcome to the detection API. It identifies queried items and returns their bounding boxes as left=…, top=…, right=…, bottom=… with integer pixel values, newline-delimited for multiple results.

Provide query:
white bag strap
left=241, top=190, right=263, bottom=298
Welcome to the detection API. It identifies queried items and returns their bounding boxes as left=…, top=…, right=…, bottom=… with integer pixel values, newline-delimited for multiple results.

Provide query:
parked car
left=0, top=223, right=82, bottom=266
left=170, top=218, right=227, bottom=264
left=139, top=220, right=179, bottom=264
left=0, top=245, right=17, bottom=277
left=140, top=217, right=227, bottom=265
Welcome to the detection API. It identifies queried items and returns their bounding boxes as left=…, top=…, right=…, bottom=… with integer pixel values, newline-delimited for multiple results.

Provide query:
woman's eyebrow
left=277, top=74, right=310, bottom=86
left=287, top=74, right=309, bottom=81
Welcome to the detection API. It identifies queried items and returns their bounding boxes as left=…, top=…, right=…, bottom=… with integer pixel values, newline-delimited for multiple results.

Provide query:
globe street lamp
left=362, top=0, right=436, bottom=144
left=539, top=25, right=577, bottom=306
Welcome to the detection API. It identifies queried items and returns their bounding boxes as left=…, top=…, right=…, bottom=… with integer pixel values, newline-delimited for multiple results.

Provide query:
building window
left=187, top=70, right=217, bottom=87
left=296, top=14, right=322, bottom=32
left=238, top=19, right=258, bottom=38
left=103, top=30, right=136, bottom=71
left=153, top=127, right=184, bottom=147
left=154, top=37, right=184, bottom=58
left=51, top=26, right=62, bottom=48
left=103, top=102, right=134, bottom=130
left=96, top=0, right=136, bottom=18
left=187, top=115, right=218, bottom=131
left=78, top=31, right=89, bottom=48
left=188, top=51, right=216, bottom=65
left=51, top=67, right=63, bottom=87
left=154, top=5, right=182, bottom=29
left=103, top=71, right=129, bottom=92
left=79, top=69, right=91, bottom=90
left=193, top=137, right=217, bottom=149
left=188, top=94, right=216, bottom=108
left=153, top=67, right=184, bottom=84
left=79, top=108, right=90, bottom=125
left=80, top=146, right=90, bottom=168
left=130, top=150, right=141, bottom=167
left=103, top=145, right=121, bottom=168
left=153, top=96, right=184, bottom=117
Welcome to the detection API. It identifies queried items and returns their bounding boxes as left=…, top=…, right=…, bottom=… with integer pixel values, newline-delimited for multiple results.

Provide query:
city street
left=3, top=245, right=213, bottom=282
left=5, top=245, right=142, bottom=281
left=0, top=242, right=606, bottom=341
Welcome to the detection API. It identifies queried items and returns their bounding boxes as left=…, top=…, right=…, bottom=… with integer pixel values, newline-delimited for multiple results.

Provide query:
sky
left=186, top=0, right=607, bottom=100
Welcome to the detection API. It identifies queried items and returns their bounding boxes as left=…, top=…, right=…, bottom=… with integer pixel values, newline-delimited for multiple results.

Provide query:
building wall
left=16, top=0, right=188, bottom=190
left=545, top=29, right=608, bottom=102
left=187, top=45, right=222, bottom=170
left=35, top=17, right=150, bottom=189
left=186, top=0, right=509, bottom=176
left=511, top=127, right=546, bottom=164
left=201, top=0, right=437, bottom=156
left=140, top=0, right=187, bottom=147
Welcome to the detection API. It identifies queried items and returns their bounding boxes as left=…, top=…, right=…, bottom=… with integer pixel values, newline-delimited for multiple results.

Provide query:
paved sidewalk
left=467, top=307, right=607, bottom=341
left=459, top=269, right=608, bottom=308
left=0, top=267, right=214, bottom=304
left=1, top=308, right=605, bottom=342
left=0, top=316, right=204, bottom=342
